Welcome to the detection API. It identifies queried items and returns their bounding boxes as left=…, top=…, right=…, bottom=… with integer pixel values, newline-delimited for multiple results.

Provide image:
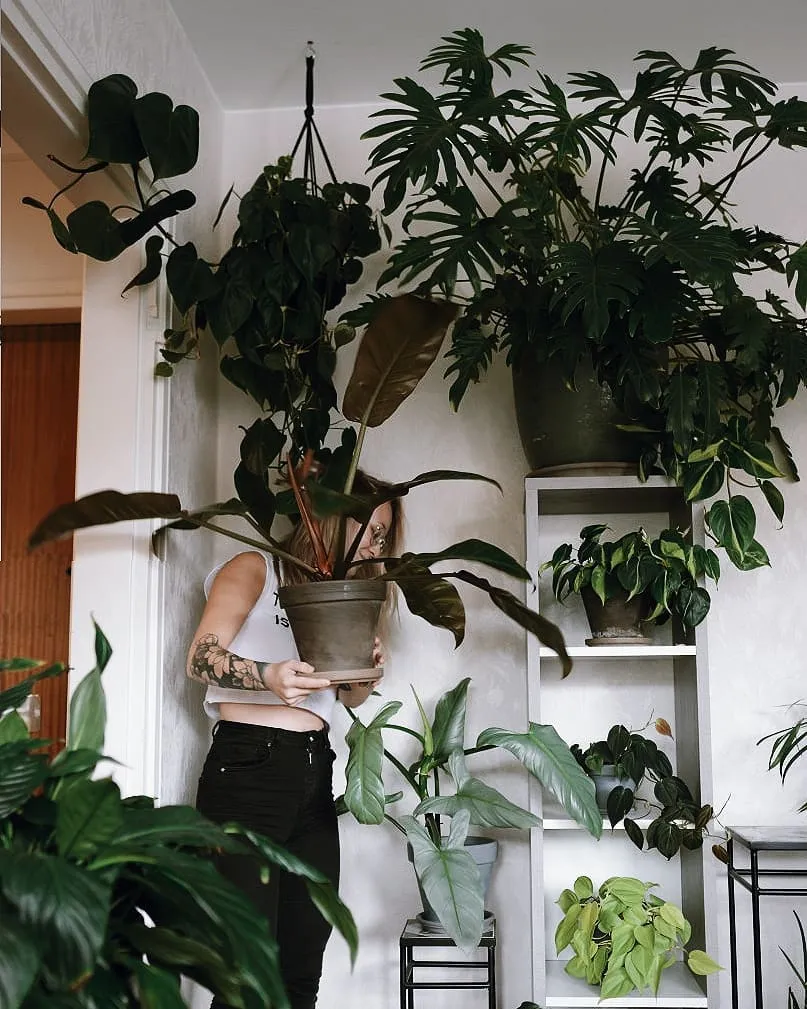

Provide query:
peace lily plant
left=340, top=677, right=602, bottom=951
left=0, top=625, right=355, bottom=1009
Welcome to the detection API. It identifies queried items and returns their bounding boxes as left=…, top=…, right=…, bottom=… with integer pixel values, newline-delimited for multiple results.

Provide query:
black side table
left=727, top=826, right=807, bottom=1009
left=399, top=917, right=497, bottom=1009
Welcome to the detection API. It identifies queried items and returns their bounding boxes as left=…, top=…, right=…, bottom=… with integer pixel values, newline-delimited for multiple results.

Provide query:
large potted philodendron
left=359, top=28, right=807, bottom=577
left=339, top=677, right=602, bottom=950
left=0, top=625, right=356, bottom=1008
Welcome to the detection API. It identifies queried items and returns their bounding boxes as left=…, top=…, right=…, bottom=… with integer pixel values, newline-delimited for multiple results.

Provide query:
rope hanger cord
left=289, top=41, right=338, bottom=190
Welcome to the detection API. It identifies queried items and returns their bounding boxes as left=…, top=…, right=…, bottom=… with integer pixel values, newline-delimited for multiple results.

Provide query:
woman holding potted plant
left=192, top=471, right=402, bottom=1009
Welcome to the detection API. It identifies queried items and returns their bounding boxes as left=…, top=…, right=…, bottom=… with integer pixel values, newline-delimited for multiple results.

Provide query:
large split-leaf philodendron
left=339, top=677, right=602, bottom=951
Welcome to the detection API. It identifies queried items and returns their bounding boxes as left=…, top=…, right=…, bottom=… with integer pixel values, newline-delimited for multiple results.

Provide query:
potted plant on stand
left=0, top=626, right=356, bottom=1009
left=571, top=720, right=718, bottom=859
left=539, top=523, right=720, bottom=646
left=554, top=875, right=720, bottom=998
left=339, top=676, right=602, bottom=951
left=360, top=28, right=807, bottom=573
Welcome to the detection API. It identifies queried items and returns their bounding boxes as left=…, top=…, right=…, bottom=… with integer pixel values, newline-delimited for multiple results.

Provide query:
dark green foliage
left=571, top=723, right=715, bottom=859
left=364, top=30, right=807, bottom=572
left=0, top=624, right=357, bottom=1008
left=540, top=523, right=720, bottom=628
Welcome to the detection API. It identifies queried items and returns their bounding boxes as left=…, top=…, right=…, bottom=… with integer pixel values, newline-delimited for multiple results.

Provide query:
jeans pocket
left=208, top=740, right=273, bottom=774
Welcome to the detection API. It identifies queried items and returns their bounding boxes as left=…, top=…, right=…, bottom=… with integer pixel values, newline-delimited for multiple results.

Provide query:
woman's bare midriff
left=218, top=701, right=325, bottom=732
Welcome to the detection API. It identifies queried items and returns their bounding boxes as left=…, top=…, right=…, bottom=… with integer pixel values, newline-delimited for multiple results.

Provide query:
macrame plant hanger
left=289, top=42, right=338, bottom=192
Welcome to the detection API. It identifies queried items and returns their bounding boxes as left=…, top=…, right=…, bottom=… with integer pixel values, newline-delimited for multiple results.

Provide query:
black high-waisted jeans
left=195, top=720, right=340, bottom=1009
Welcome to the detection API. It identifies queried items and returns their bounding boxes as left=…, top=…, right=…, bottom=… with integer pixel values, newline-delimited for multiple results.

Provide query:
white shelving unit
left=525, top=475, right=718, bottom=1009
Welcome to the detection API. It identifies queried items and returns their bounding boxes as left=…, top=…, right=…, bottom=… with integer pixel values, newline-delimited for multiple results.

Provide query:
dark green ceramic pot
left=511, top=353, right=640, bottom=473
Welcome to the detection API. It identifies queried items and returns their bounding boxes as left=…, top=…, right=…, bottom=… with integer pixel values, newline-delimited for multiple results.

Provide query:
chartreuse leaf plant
left=29, top=294, right=572, bottom=671
left=359, top=28, right=807, bottom=575
left=540, top=523, right=720, bottom=629
left=555, top=876, right=721, bottom=998
left=0, top=623, right=356, bottom=1009
left=339, top=677, right=602, bottom=952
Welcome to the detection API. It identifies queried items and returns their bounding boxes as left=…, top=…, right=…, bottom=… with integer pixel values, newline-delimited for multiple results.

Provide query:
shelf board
left=540, top=644, right=696, bottom=658
left=545, top=959, right=707, bottom=1007
left=543, top=817, right=653, bottom=831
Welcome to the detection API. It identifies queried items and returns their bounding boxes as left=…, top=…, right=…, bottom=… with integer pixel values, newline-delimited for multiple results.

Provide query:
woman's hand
left=372, top=636, right=385, bottom=673
left=261, top=659, right=330, bottom=706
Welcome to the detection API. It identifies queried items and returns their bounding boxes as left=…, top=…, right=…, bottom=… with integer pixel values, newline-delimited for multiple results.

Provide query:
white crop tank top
left=202, top=551, right=337, bottom=725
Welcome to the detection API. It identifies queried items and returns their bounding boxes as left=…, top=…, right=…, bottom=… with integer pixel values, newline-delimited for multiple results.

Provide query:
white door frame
left=3, top=0, right=170, bottom=797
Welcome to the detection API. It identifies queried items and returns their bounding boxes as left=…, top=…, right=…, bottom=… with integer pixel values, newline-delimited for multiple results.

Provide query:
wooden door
left=0, top=322, right=81, bottom=749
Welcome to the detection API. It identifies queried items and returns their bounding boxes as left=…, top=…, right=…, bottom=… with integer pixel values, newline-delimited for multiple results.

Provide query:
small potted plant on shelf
left=554, top=875, right=721, bottom=998
left=0, top=625, right=355, bottom=1008
left=539, top=524, right=720, bottom=645
left=360, top=28, right=807, bottom=573
left=339, top=676, right=602, bottom=951
left=571, top=720, right=717, bottom=859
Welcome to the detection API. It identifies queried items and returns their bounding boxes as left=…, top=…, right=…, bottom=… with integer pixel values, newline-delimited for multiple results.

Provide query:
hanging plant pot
left=580, top=585, right=652, bottom=646
left=512, top=353, right=641, bottom=474
left=278, top=579, right=386, bottom=683
left=407, top=836, right=498, bottom=933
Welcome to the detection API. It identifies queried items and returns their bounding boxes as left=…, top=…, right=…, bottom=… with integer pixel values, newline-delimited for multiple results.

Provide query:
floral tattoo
left=189, top=633, right=267, bottom=690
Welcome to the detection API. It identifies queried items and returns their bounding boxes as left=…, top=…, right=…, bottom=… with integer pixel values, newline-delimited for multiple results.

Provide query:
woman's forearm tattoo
left=188, top=633, right=268, bottom=690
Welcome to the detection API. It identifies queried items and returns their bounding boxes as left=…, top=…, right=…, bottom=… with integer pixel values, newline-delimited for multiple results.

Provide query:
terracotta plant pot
left=278, top=579, right=386, bottom=683
left=580, top=585, right=652, bottom=646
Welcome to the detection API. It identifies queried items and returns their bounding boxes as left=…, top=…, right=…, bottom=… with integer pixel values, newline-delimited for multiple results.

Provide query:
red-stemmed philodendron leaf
left=388, top=570, right=467, bottom=647
left=342, top=294, right=459, bottom=427
left=28, top=490, right=183, bottom=549
left=286, top=453, right=331, bottom=577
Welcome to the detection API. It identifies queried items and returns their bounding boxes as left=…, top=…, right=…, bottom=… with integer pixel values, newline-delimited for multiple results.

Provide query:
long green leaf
left=56, top=778, right=123, bottom=858
left=477, top=724, right=602, bottom=837
left=0, top=919, right=41, bottom=1009
left=342, top=294, right=459, bottom=426
left=343, top=702, right=402, bottom=824
left=67, top=668, right=106, bottom=753
left=28, top=490, right=183, bottom=548
left=415, top=750, right=539, bottom=828
left=431, top=679, right=470, bottom=763
left=402, top=812, right=484, bottom=952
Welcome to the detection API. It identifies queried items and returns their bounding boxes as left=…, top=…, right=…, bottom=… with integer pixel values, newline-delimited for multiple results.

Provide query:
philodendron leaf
left=477, top=723, right=601, bottom=837
left=402, top=811, right=484, bottom=953
left=391, top=571, right=466, bottom=647
left=0, top=850, right=111, bottom=987
left=342, top=293, right=459, bottom=427
left=28, top=490, right=183, bottom=548
left=122, top=234, right=165, bottom=294
left=0, top=920, right=41, bottom=1008
left=343, top=702, right=402, bottom=824
left=687, top=949, right=722, bottom=976
left=85, top=74, right=144, bottom=163
left=450, top=569, right=572, bottom=675
left=66, top=201, right=127, bottom=260
left=414, top=750, right=540, bottom=829
left=430, top=678, right=470, bottom=764
left=133, top=91, right=200, bottom=180
left=402, top=539, right=530, bottom=580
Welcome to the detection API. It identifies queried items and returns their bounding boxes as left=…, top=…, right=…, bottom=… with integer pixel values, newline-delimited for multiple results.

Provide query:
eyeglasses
left=369, top=524, right=387, bottom=550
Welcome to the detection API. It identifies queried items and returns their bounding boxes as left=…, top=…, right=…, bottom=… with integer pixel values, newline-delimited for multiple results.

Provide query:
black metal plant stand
left=399, top=917, right=497, bottom=1009
left=727, top=825, right=807, bottom=1009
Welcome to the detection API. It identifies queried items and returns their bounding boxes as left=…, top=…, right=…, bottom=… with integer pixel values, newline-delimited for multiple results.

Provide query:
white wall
left=216, top=100, right=807, bottom=1009
left=3, top=0, right=223, bottom=804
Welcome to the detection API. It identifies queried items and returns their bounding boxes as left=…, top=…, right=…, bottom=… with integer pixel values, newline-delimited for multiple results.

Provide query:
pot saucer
left=311, top=667, right=384, bottom=685
left=585, top=635, right=653, bottom=647
left=415, top=910, right=494, bottom=935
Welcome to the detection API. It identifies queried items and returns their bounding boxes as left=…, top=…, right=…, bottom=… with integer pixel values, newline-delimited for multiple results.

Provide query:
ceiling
left=167, top=0, right=807, bottom=111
